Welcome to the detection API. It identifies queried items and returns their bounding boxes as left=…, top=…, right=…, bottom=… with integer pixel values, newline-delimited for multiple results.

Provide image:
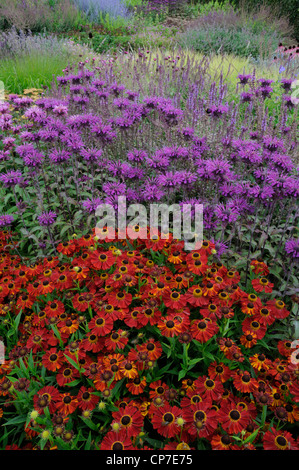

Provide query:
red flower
left=151, top=404, right=184, bottom=438
left=56, top=393, right=78, bottom=416
left=194, top=376, right=224, bottom=401
left=162, top=290, right=186, bottom=309
left=111, top=405, right=144, bottom=438
left=183, top=401, right=218, bottom=438
left=263, top=427, right=298, bottom=450
left=185, top=285, right=209, bottom=307
left=88, top=313, right=114, bottom=336
left=106, top=290, right=132, bottom=308
left=33, top=386, right=60, bottom=414
left=208, top=362, right=231, bottom=383
left=242, top=317, right=267, bottom=339
left=126, top=376, right=147, bottom=395
left=218, top=401, right=251, bottom=434
left=250, top=260, right=269, bottom=276
left=42, top=348, right=64, bottom=372
left=190, top=318, right=219, bottom=343
left=90, top=250, right=115, bottom=270
left=232, top=371, right=258, bottom=393
left=56, top=365, right=80, bottom=387
left=100, top=430, right=135, bottom=450
left=105, top=330, right=129, bottom=352
left=252, top=277, right=274, bottom=293
left=266, top=299, right=290, bottom=319
left=77, top=387, right=99, bottom=411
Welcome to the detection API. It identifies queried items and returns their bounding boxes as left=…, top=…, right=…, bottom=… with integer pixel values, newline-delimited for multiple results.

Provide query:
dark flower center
left=229, top=410, right=240, bottom=421
left=276, top=436, right=287, bottom=447
left=121, top=416, right=131, bottom=426
left=163, top=413, right=174, bottom=423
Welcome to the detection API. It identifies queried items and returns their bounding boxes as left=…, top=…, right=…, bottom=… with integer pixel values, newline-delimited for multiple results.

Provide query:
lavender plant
left=0, top=54, right=298, bottom=297
left=73, top=0, right=131, bottom=20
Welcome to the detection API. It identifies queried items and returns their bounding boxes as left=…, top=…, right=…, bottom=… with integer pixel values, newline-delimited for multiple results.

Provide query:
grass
left=0, top=35, right=92, bottom=95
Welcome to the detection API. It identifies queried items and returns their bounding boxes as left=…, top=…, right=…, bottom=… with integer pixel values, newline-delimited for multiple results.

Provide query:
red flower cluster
left=0, top=229, right=298, bottom=451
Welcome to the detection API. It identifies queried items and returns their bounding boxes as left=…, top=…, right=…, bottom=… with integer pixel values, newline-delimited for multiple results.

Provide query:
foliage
left=0, top=0, right=86, bottom=34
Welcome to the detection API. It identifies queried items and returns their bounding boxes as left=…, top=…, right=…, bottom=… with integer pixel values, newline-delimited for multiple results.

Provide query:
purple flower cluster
left=0, top=57, right=297, bottom=270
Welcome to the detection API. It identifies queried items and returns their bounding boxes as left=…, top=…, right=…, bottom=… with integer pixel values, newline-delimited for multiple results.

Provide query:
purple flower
left=285, top=239, right=299, bottom=258
left=207, top=104, right=229, bottom=118
left=214, top=203, right=240, bottom=223
left=49, top=149, right=71, bottom=164
left=90, top=123, right=117, bottom=145
left=240, top=92, right=254, bottom=103
left=283, top=95, right=296, bottom=109
left=238, top=74, right=253, bottom=85
left=280, top=78, right=293, bottom=91
left=0, top=214, right=14, bottom=226
left=127, top=149, right=148, bottom=163
left=102, top=181, right=127, bottom=197
left=80, top=148, right=102, bottom=162
left=0, top=170, right=24, bottom=187
left=255, top=86, right=273, bottom=99
left=82, top=197, right=103, bottom=213
left=38, top=211, right=57, bottom=226
left=210, top=239, right=228, bottom=256
left=258, top=78, right=274, bottom=87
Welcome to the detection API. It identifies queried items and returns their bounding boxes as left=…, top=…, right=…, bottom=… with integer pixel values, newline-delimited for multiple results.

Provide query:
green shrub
left=232, top=0, right=299, bottom=40
left=0, top=0, right=87, bottom=33
left=178, top=24, right=279, bottom=60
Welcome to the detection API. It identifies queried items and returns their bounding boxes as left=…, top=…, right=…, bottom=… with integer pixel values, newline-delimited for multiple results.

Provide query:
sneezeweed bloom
left=251, top=277, right=274, bottom=293
left=218, top=401, right=251, bottom=434
left=111, top=405, right=143, bottom=438
left=263, top=427, right=298, bottom=450
left=100, top=430, right=135, bottom=450
left=151, top=404, right=183, bottom=438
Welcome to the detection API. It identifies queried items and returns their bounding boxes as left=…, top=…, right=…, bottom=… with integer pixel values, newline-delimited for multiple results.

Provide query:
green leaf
left=84, top=431, right=92, bottom=450
left=243, top=427, right=260, bottom=445
left=178, top=368, right=188, bottom=381
left=64, top=354, right=81, bottom=371
left=79, top=416, right=99, bottom=432
left=3, top=415, right=27, bottom=426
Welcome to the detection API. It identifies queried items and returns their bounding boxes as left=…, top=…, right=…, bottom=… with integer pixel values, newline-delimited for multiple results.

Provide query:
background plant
left=0, top=28, right=91, bottom=94
left=0, top=0, right=86, bottom=33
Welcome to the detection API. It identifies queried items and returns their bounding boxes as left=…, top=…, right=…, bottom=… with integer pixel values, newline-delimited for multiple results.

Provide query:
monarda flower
left=37, top=211, right=57, bottom=226
left=0, top=170, right=24, bottom=187
left=285, top=238, right=299, bottom=258
left=0, top=214, right=14, bottom=227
